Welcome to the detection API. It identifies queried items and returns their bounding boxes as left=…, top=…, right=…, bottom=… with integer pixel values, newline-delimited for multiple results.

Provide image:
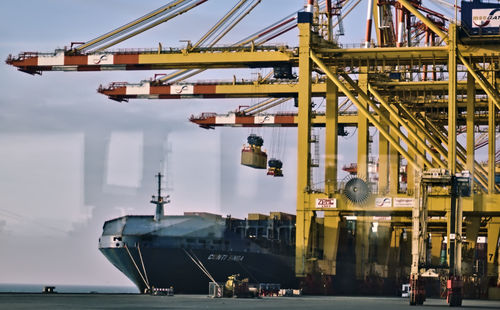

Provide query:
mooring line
left=137, top=243, right=150, bottom=288
left=124, top=243, right=150, bottom=291
left=183, top=248, right=220, bottom=288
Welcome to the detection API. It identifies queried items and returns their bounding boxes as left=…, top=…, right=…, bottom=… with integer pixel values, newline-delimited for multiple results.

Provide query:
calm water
left=0, top=283, right=138, bottom=294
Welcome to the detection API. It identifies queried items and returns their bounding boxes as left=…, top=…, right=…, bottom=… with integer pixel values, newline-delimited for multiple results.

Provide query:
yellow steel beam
left=312, top=198, right=500, bottom=215
left=310, top=51, right=421, bottom=170
left=466, top=73, right=475, bottom=194
left=459, top=44, right=500, bottom=57
left=213, top=82, right=323, bottom=96
left=373, top=81, right=470, bottom=91
left=321, top=212, right=341, bottom=275
left=318, top=46, right=447, bottom=56
left=395, top=104, right=450, bottom=168
left=311, top=114, right=359, bottom=126
left=316, top=46, right=448, bottom=65
left=211, top=80, right=480, bottom=96
left=465, top=217, right=481, bottom=256
left=394, top=91, right=491, bottom=191
left=419, top=115, right=494, bottom=191
left=341, top=73, right=434, bottom=168
left=486, top=220, right=500, bottom=280
left=457, top=53, right=500, bottom=112
left=357, top=67, right=369, bottom=181
left=379, top=104, right=390, bottom=194
left=296, top=17, right=313, bottom=277
left=448, top=23, right=457, bottom=174
left=389, top=113, right=400, bottom=195
left=488, top=68, right=497, bottom=194
left=368, top=84, right=446, bottom=168
left=137, top=50, right=295, bottom=68
left=325, top=74, right=338, bottom=195
left=145, top=80, right=485, bottom=97
left=355, top=217, right=370, bottom=279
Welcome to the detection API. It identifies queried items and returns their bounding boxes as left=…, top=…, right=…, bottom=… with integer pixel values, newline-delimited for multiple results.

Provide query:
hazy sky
left=0, top=0, right=455, bottom=289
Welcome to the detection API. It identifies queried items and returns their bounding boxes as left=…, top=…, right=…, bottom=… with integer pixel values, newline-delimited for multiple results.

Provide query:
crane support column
left=376, top=222, right=392, bottom=279
left=446, top=23, right=463, bottom=307
left=322, top=68, right=340, bottom=282
left=321, top=212, right=340, bottom=277
left=466, top=73, right=475, bottom=193
left=488, top=219, right=500, bottom=275
left=388, top=227, right=402, bottom=280
left=325, top=71, right=338, bottom=196
left=465, top=73, right=478, bottom=275
left=448, top=23, right=457, bottom=175
left=407, top=127, right=416, bottom=194
left=357, top=67, right=369, bottom=182
left=296, top=11, right=313, bottom=278
left=356, top=67, right=370, bottom=281
left=410, top=178, right=424, bottom=306
left=487, top=220, right=500, bottom=296
left=488, top=67, right=497, bottom=194
left=389, top=113, right=400, bottom=195
left=378, top=105, right=390, bottom=194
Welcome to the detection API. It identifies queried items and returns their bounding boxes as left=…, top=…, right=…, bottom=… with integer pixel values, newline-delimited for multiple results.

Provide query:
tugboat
left=98, top=173, right=297, bottom=293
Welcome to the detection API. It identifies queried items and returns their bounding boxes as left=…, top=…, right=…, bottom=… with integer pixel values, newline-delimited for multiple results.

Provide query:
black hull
left=100, top=247, right=297, bottom=294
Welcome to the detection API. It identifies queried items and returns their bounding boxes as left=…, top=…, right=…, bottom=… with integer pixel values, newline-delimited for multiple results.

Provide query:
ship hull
left=100, top=246, right=297, bottom=294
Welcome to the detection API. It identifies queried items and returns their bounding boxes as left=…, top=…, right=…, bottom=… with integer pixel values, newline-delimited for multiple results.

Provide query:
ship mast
left=150, top=172, right=170, bottom=221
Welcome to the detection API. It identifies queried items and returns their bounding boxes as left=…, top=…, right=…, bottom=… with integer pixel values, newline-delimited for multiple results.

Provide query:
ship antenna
left=150, top=172, right=170, bottom=221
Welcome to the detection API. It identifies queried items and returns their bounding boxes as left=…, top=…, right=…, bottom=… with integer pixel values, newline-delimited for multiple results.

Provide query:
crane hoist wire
left=159, top=0, right=339, bottom=83
left=247, top=98, right=291, bottom=115
left=76, top=0, right=207, bottom=53
left=234, top=10, right=298, bottom=46
left=475, top=132, right=500, bottom=151
left=233, top=0, right=336, bottom=46
left=191, top=0, right=253, bottom=49
left=169, top=7, right=298, bottom=83
left=242, top=98, right=277, bottom=115
left=76, top=0, right=189, bottom=52
left=160, top=0, right=302, bottom=84
left=193, top=0, right=261, bottom=49
left=159, top=0, right=262, bottom=83
left=266, top=99, right=289, bottom=177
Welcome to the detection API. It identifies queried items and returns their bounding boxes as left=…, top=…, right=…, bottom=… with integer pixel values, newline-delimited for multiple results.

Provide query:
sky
left=0, top=0, right=457, bottom=289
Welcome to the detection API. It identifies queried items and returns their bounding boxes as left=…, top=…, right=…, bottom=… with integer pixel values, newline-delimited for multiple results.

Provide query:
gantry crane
left=6, top=0, right=500, bottom=303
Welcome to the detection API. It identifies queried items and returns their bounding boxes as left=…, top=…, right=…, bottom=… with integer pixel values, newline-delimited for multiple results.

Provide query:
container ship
left=98, top=173, right=296, bottom=294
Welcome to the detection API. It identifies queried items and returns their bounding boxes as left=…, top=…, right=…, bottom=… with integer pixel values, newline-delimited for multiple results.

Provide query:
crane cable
left=76, top=0, right=189, bottom=52
left=77, top=0, right=205, bottom=53
left=163, top=0, right=342, bottom=83
left=159, top=0, right=262, bottom=83
left=95, top=0, right=209, bottom=52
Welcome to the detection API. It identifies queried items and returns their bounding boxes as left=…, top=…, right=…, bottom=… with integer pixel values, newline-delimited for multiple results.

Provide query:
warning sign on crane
left=315, top=198, right=337, bottom=209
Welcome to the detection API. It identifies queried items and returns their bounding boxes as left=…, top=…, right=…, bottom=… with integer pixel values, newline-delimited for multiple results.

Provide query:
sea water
left=0, top=283, right=138, bottom=294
